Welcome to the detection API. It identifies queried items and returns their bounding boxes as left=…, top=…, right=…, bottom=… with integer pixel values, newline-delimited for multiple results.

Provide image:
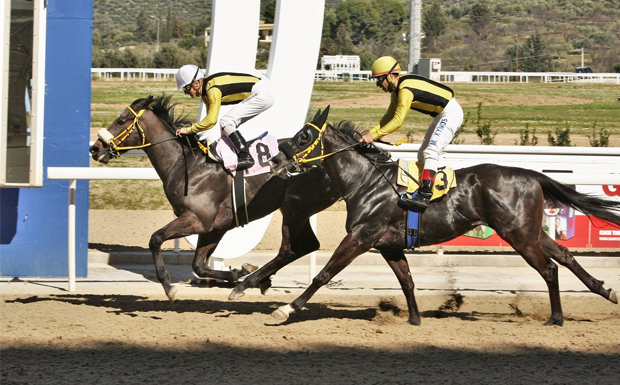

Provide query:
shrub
left=587, top=123, right=610, bottom=147
left=547, top=126, right=573, bottom=146
left=515, top=124, right=538, bottom=146
left=474, top=102, right=496, bottom=145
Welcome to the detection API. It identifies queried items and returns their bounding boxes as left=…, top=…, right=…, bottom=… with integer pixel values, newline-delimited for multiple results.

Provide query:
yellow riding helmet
left=371, top=56, right=401, bottom=78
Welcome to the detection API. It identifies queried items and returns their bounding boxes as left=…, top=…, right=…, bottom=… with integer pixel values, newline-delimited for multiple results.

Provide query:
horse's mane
left=330, top=121, right=392, bottom=163
left=134, top=94, right=193, bottom=130
left=330, top=121, right=363, bottom=145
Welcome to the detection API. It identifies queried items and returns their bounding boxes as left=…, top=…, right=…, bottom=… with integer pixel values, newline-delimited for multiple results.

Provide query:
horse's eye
left=118, top=120, right=125, bottom=125
left=298, top=129, right=312, bottom=145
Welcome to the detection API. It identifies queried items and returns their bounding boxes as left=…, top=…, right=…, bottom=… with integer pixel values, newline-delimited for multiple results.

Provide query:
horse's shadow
left=4, top=294, right=378, bottom=323
left=6, top=293, right=573, bottom=325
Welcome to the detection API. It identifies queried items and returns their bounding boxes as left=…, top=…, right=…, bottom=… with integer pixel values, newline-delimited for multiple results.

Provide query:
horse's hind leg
left=271, top=233, right=368, bottom=322
left=380, top=249, right=421, bottom=325
left=192, top=232, right=240, bottom=282
left=500, top=231, right=564, bottom=326
left=230, top=214, right=320, bottom=300
left=540, top=232, right=617, bottom=304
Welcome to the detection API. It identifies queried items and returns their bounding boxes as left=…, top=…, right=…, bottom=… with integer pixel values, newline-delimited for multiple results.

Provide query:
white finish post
left=247, top=0, right=326, bottom=139
left=0, top=0, right=9, bottom=185
left=198, top=0, right=261, bottom=145
left=309, top=214, right=317, bottom=284
left=68, top=179, right=76, bottom=292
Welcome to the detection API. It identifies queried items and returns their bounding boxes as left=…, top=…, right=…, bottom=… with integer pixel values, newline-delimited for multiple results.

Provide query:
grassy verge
left=90, top=78, right=619, bottom=210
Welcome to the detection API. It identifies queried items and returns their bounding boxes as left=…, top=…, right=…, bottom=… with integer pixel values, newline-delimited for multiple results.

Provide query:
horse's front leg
left=380, top=249, right=421, bottom=325
left=271, top=233, right=368, bottom=322
left=149, top=210, right=200, bottom=302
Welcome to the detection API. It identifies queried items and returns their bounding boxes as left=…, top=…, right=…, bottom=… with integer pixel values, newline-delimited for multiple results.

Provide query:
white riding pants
left=417, top=98, right=463, bottom=172
left=220, top=77, right=275, bottom=135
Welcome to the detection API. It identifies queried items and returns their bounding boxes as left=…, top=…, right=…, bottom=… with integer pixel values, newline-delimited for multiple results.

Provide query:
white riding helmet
left=175, top=64, right=204, bottom=90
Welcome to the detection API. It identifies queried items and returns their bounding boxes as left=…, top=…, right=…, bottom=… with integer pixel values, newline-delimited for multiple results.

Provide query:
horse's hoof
left=543, top=318, right=563, bottom=327
left=271, top=304, right=294, bottom=321
left=167, top=285, right=178, bottom=303
left=608, top=288, right=618, bottom=304
left=228, top=288, right=245, bottom=301
left=407, top=318, right=421, bottom=326
left=259, top=277, right=272, bottom=295
left=241, top=263, right=258, bottom=275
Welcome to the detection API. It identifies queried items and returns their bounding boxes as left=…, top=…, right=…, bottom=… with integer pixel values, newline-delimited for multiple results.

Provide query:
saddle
left=197, top=133, right=279, bottom=228
left=396, top=159, right=457, bottom=250
left=396, top=159, right=457, bottom=200
left=198, top=132, right=279, bottom=176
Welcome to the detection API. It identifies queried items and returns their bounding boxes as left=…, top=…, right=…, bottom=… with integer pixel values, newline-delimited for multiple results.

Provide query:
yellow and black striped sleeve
left=186, top=88, right=222, bottom=134
left=369, top=88, right=414, bottom=139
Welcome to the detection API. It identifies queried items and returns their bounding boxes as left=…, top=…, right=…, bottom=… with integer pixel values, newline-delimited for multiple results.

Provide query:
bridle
left=286, top=122, right=421, bottom=197
left=96, top=105, right=179, bottom=158
left=289, top=121, right=361, bottom=166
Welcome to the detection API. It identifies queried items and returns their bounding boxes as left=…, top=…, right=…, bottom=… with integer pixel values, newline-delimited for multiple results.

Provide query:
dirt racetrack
left=2, top=289, right=620, bottom=384
left=2, top=207, right=620, bottom=383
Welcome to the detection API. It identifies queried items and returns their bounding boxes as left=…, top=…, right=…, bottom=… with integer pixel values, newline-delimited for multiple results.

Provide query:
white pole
left=68, top=179, right=76, bottom=291
left=581, top=48, right=584, bottom=67
left=309, top=214, right=317, bottom=284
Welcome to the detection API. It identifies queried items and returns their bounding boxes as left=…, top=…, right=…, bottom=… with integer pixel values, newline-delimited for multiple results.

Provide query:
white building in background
left=321, top=55, right=360, bottom=72
left=205, top=21, right=274, bottom=47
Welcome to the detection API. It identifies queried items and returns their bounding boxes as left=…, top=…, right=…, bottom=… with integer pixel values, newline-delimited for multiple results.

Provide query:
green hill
left=93, top=0, right=620, bottom=72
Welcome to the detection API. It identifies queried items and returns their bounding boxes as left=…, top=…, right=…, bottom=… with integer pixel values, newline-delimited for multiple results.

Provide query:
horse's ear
left=316, top=105, right=330, bottom=127
left=312, top=108, right=322, bottom=123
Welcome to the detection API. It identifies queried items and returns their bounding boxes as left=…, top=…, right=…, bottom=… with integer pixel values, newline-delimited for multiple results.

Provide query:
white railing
left=440, top=71, right=620, bottom=84
left=92, top=68, right=620, bottom=84
left=48, top=144, right=620, bottom=291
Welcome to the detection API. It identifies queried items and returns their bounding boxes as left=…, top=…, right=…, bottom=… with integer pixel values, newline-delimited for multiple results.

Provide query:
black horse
left=270, top=107, right=620, bottom=326
left=89, top=95, right=340, bottom=301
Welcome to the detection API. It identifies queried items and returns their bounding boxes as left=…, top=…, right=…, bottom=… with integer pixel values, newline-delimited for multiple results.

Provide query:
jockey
left=174, top=64, right=275, bottom=170
left=359, top=56, right=464, bottom=210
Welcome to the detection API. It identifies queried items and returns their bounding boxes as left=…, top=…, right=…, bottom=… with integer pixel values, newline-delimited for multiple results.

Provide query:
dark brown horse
left=89, top=95, right=340, bottom=301
left=270, top=107, right=620, bottom=326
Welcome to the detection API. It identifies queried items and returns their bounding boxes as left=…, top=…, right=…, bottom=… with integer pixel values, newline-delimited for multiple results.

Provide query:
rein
left=289, top=123, right=419, bottom=198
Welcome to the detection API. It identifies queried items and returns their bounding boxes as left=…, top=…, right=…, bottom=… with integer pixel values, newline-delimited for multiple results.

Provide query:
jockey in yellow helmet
left=360, top=56, right=464, bottom=210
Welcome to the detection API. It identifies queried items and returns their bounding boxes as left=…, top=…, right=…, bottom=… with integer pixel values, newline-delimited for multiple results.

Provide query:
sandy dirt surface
left=2, top=208, right=619, bottom=384
left=2, top=290, right=619, bottom=384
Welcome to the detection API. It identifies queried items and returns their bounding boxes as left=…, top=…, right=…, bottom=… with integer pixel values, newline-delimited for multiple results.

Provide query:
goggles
left=374, top=61, right=400, bottom=85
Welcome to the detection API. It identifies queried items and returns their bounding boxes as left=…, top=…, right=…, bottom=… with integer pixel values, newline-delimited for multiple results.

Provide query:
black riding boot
left=227, top=130, right=255, bottom=170
left=402, top=179, right=434, bottom=210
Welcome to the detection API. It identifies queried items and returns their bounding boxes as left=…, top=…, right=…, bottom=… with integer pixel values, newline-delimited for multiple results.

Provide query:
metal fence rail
left=92, top=68, right=620, bottom=84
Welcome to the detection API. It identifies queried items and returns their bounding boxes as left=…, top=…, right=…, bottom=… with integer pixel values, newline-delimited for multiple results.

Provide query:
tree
left=263, top=0, right=276, bottom=23
left=371, top=0, right=406, bottom=46
left=423, top=2, right=448, bottom=51
left=519, top=33, right=553, bottom=72
left=135, top=11, right=151, bottom=43
left=469, top=2, right=493, bottom=40
left=335, top=0, right=379, bottom=45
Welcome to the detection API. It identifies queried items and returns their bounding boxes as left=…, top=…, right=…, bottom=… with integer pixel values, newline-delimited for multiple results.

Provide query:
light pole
left=149, top=15, right=160, bottom=52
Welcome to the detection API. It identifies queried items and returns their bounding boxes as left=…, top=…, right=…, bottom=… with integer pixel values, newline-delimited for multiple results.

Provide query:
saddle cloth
left=397, top=159, right=457, bottom=200
left=213, top=134, right=279, bottom=176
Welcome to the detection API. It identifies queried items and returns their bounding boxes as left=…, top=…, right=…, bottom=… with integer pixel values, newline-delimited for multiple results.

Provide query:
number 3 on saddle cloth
left=396, top=159, right=457, bottom=249
left=201, top=133, right=279, bottom=227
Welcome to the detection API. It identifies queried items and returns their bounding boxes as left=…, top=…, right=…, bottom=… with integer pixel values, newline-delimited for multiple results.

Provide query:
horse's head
left=89, top=96, right=156, bottom=164
left=271, top=106, right=331, bottom=176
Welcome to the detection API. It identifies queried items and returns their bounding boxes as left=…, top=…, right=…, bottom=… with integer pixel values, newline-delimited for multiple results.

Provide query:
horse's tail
left=535, top=173, right=620, bottom=227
